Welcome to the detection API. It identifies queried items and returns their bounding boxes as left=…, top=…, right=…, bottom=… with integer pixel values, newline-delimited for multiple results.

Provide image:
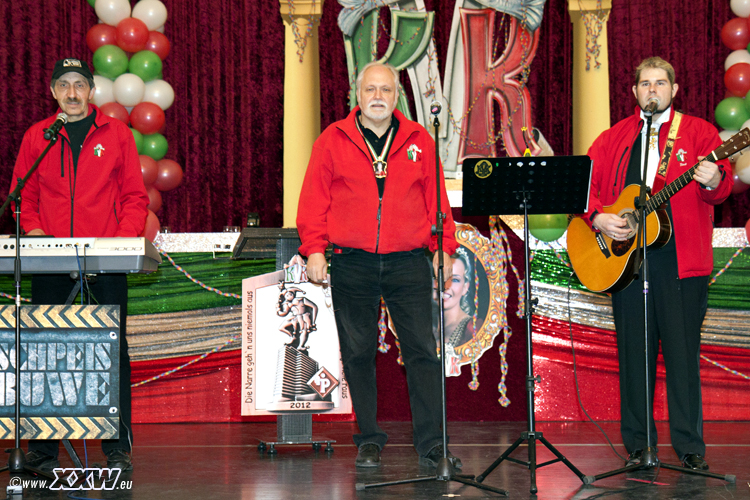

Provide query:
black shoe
left=25, top=451, right=60, bottom=472
left=682, top=453, right=709, bottom=471
left=418, top=444, right=463, bottom=470
left=105, top=449, right=133, bottom=472
left=355, top=444, right=380, bottom=468
left=625, top=449, right=643, bottom=467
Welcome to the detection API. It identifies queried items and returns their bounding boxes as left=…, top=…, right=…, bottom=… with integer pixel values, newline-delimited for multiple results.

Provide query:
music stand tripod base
left=463, top=156, right=593, bottom=494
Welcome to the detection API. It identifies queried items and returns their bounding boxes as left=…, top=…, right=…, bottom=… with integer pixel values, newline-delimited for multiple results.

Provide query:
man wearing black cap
left=9, top=58, right=149, bottom=472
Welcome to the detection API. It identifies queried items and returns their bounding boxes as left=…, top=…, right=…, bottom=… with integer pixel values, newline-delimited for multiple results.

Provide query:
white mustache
left=369, top=100, right=387, bottom=108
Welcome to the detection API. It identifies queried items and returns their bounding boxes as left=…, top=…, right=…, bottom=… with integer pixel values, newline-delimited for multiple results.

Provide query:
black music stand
left=462, top=155, right=591, bottom=494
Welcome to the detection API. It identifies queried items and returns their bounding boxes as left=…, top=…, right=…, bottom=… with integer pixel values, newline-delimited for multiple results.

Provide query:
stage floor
left=8, top=421, right=750, bottom=499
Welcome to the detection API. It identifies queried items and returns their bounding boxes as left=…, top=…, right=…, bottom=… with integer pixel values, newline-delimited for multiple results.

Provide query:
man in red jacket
left=297, top=62, right=460, bottom=469
left=9, top=58, right=149, bottom=473
left=584, top=57, right=733, bottom=471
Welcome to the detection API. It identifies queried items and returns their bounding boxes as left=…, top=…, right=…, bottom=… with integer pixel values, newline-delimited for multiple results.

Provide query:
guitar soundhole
left=611, top=236, right=635, bottom=257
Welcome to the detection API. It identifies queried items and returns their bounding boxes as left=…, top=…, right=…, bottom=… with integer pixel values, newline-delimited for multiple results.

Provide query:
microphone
left=43, top=113, right=68, bottom=140
left=429, top=101, right=442, bottom=116
left=643, top=97, right=660, bottom=116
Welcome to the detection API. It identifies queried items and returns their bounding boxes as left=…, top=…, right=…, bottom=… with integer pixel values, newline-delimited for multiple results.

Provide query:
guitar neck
left=642, top=127, right=750, bottom=214
left=645, top=153, right=713, bottom=214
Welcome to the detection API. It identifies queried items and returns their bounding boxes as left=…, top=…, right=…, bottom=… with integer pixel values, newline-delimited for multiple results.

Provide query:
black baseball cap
left=51, top=58, right=94, bottom=82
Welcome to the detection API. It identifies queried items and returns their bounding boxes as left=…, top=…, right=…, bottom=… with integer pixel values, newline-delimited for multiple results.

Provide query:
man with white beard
left=297, top=62, right=461, bottom=469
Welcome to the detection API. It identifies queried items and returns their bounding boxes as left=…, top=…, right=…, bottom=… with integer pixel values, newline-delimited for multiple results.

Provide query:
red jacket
left=297, top=108, right=457, bottom=256
left=11, top=105, right=148, bottom=237
left=585, top=107, right=732, bottom=278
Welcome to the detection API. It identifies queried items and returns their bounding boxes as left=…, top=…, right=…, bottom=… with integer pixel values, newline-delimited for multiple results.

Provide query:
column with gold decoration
left=568, top=0, right=612, bottom=155
left=279, top=0, right=325, bottom=227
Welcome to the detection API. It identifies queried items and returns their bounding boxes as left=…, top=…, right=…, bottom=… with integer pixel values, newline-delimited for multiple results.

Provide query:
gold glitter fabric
left=128, top=305, right=240, bottom=361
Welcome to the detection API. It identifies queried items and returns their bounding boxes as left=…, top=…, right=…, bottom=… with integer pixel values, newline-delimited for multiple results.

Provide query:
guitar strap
left=651, top=111, right=682, bottom=194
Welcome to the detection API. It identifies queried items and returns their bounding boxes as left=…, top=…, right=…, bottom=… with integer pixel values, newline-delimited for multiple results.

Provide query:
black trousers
left=28, top=274, right=132, bottom=457
left=611, top=247, right=707, bottom=460
left=330, top=247, right=443, bottom=456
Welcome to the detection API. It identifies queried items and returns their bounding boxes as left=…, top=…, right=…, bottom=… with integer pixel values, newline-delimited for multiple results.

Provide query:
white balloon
left=720, top=129, right=740, bottom=142
left=156, top=24, right=165, bottom=34
left=143, top=79, right=175, bottom=110
left=734, top=149, right=750, bottom=183
left=92, top=76, right=115, bottom=106
left=731, top=0, right=750, bottom=18
left=113, top=73, right=146, bottom=107
left=95, top=0, right=132, bottom=27
left=132, top=0, right=168, bottom=31
left=725, top=50, right=750, bottom=72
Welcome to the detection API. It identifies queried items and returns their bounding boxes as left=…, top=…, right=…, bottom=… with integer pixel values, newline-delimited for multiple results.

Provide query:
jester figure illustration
left=276, top=281, right=319, bottom=353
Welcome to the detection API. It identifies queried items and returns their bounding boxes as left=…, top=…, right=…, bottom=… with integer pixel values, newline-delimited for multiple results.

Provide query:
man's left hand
left=693, top=156, right=721, bottom=189
left=432, top=251, right=453, bottom=287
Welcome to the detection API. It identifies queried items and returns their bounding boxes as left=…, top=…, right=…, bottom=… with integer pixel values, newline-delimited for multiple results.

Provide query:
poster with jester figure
left=241, top=265, right=351, bottom=416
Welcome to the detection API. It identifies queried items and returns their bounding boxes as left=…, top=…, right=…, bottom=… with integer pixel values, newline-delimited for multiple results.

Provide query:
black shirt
left=625, top=124, right=676, bottom=255
left=64, top=109, right=97, bottom=172
left=357, top=111, right=400, bottom=199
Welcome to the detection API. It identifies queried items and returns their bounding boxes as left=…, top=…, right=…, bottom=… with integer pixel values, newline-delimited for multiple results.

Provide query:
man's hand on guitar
left=693, top=156, right=721, bottom=189
left=592, top=213, right=631, bottom=241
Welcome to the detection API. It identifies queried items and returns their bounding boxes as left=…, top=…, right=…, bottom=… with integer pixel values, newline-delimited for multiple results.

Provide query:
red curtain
left=0, top=0, right=286, bottom=233
left=0, top=0, right=747, bottom=231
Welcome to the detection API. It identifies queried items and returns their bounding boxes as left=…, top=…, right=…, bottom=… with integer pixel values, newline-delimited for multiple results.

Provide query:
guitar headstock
left=714, top=128, right=750, bottom=161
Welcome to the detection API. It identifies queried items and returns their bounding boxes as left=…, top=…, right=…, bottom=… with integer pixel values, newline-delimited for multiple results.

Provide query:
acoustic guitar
left=568, top=128, right=750, bottom=293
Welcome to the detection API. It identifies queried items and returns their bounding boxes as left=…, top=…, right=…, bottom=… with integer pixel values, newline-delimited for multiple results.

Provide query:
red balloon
left=99, top=102, right=130, bottom=126
left=86, top=24, right=118, bottom=53
left=732, top=172, right=750, bottom=195
left=130, top=102, right=165, bottom=135
left=140, top=154, right=158, bottom=186
left=153, top=159, right=183, bottom=192
left=722, top=18, right=750, bottom=51
left=141, top=209, right=160, bottom=242
left=746, top=217, right=750, bottom=242
left=146, top=185, right=163, bottom=212
left=145, top=31, right=171, bottom=60
left=116, top=18, right=150, bottom=53
left=725, top=63, right=750, bottom=97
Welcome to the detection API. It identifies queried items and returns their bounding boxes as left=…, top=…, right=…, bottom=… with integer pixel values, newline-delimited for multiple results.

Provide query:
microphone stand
left=0, top=133, right=60, bottom=484
left=356, top=106, right=508, bottom=495
left=584, top=108, right=736, bottom=485
left=633, top=109, right=658, bottom=469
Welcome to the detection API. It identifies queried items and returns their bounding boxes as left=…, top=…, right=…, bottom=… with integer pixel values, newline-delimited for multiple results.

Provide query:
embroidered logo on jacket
left=406, top=144, right=422, bottom=162
left=676, top=148, right=686, bottom=162
left=94, top=144, right=105, bottom=157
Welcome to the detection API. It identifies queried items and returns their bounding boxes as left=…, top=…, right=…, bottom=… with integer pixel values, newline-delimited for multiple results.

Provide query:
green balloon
left=128, top=51, right=163, bottom=83
left=93, top=45, right=128, bottom=80
left=528, top=214, right=568, bottom=242
left=130, top=128, right=144, bottom=154
left=716, top=97, right=750, bottom=131
left=87, top=0, right=95, bottom=7
left=142, top=133, right=168, bottom=161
